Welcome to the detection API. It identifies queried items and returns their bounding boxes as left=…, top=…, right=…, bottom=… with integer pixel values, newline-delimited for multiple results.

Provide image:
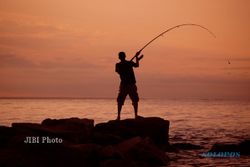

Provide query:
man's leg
left=117, top=103, right=122, bottom=120
left=133, top=102, right=138, bottom=118
left=117, top=84, right=126, bottom=120
left=129, top=84, right=139, bottom=119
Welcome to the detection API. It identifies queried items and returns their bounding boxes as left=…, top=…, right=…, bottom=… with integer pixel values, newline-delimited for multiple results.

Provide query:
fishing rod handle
left=130, top=50, right=142, bottom=62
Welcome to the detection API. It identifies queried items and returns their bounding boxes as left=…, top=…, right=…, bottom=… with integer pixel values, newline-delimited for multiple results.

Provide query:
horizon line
left=0, top=96, right=249, bottom=101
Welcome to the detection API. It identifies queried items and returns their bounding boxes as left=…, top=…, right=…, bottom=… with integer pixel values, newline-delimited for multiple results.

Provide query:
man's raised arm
left=133, top=51, right=143, bottom=67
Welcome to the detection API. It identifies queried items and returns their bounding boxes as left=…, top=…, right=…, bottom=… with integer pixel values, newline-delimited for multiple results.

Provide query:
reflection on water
left=0, top=98, right=250, bottom=166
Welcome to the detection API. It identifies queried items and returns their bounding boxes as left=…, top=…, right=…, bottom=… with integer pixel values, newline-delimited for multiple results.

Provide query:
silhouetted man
left=115, top=51, right=143, bottom=120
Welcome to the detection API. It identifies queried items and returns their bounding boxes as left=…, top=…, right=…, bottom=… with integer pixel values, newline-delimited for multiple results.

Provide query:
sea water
left=0, top=98, right=250, bottom=166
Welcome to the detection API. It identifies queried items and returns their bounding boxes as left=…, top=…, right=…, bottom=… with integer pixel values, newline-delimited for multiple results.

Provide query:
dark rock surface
left=210, top=140, right=250, bottom=155
left=172, top=142, right=204, bottom=150
left=0, top=117, right=170, bottom=167
left=94, top=117, right=169, bottom=145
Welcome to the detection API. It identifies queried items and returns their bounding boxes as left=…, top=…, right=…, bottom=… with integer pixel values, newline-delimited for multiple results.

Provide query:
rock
left=100, top=159, right=135, bottom=167
left=41, top=117, right=94, bottom=143
left=116, top=136, right=142, bottom=153
left=93, top=132, right=123, bottom=145
left=9, top=123, right=49, bottom=146
left=41, top=117, right=94, bottom=131
left=0, top=126, right=17, bottom=148
left=99, top=145, right=122, bottom=159
left=11, top=123, right=53, bottom=136
left=95, top=117, right=169, bottom=145
left=238, top=140, right=250, bottom=155
left=122, top=137, right=169, bottom=166
left=0, top=143, right=101, bottom=167
left=210, top=140, right=250, bottom=155
left=172, top=143, right=204, bottom=150
left=98, top=145, right=133, bottom=167
left=0, top=117, right=170, bottom=167
left=99, top=137, right=169, bottom=167
left=10, top=118, right=94, bottom=144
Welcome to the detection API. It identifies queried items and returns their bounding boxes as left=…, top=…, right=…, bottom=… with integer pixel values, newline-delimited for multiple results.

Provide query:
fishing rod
left=130, top=23, right=216, bottom=61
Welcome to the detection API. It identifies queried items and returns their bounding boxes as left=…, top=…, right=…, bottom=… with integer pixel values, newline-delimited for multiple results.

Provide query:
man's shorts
left=117, top=84, right=139, bottom=105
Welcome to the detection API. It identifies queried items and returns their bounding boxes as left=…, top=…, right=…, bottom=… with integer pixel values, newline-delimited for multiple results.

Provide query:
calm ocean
left=0, top=98, right=249, bottom=166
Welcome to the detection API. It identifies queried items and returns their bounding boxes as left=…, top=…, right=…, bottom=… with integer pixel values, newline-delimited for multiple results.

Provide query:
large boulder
left=0, top=143, right=101, bottom=167
left=10, top=118, right=94, bottom=144
left=117, top=137, right=169, bottom=166
left=210, top=140, right=250, bottom=155
left=0, top=117, right=171, bottom=167
left=41, top=117, right=94, bottom=143
left=94, top=117, right=169, bottom=145
left=98, top=137, right=169, bottom=167
left=172, top=143, right=204, bottom=150
left=0, top=126, right=17, bottom=148
left=93, top=132, right=123, bottom=145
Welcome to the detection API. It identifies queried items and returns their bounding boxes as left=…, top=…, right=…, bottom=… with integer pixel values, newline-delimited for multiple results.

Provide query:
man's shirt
left=116, top=60, right=138, bottom=84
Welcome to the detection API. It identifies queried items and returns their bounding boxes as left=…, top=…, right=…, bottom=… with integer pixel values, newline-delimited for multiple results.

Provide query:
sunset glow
left=0, top=0, right=249, bottom=99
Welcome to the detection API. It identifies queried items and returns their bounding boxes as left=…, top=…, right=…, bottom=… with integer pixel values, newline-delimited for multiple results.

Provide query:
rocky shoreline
left=0, top=117, right=249, bottom=167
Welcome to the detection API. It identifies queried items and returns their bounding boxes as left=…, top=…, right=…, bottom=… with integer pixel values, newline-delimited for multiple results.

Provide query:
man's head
left=118, top=52, right=126, bottom=61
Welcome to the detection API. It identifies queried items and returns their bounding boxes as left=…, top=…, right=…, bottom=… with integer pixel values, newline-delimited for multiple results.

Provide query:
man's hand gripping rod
left=130, top=50, right=144, bottom=62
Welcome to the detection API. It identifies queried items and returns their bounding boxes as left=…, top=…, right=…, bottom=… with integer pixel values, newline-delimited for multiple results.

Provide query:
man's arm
left=133, top=51, right=143, bottom=67
left=115, top=63, right=120, bottom=74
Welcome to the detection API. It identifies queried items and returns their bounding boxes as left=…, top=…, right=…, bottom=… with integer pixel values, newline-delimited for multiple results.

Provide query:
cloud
left=138, top=73, right=250, bottom=86
left=0, top=18, right=105, bottom=70
left=0, top=53, right=36, bottom=68
left=0, top=19, right=61, bottom=35
left=231, top=57, right=250, bottom=62
left=0, top=30, right=87, bottom=51
left=0, top=17, right=89, bottom=52
left=0, top=53, right=103, bottom=70
left=36, top=58, right=102, bottom=70
left=222, top=66, right=250, bottom=71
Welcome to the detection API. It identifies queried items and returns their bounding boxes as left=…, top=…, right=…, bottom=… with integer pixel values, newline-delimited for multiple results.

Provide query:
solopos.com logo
left=200, top=152, right=240, bottom=158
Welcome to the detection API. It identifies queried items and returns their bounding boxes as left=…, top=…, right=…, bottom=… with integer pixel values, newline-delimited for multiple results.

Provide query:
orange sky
left=0, top=0, right=249, bottom=99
